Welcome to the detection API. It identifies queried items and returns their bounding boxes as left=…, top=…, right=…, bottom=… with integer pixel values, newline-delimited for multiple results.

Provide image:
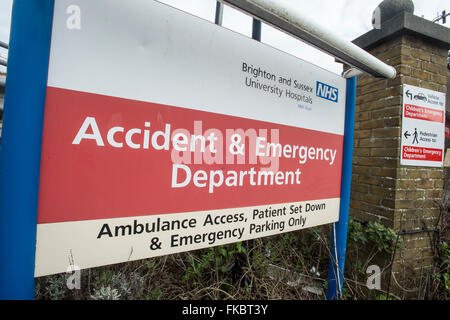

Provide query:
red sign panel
left=39, top=87, right=344, bottom=224
left=402, top=146, right=443, bottom=162
left=404, top=104, right=444, bottom=123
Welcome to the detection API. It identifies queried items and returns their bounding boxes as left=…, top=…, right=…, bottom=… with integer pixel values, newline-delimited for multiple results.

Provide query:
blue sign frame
left=0, top=0, right=356, bottom=300
left=0, top=0, right=55, bottom=300
left=327, top=76, right=356, bottom=300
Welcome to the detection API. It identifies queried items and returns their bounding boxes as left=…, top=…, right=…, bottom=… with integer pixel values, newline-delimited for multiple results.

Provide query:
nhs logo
left=316, top=81, right=339, bottom=103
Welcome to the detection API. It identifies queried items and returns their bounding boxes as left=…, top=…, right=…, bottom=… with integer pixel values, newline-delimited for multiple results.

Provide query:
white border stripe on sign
left=47, top=0, right=346, bottom=135
left=35, top=198, right=340, bottom=276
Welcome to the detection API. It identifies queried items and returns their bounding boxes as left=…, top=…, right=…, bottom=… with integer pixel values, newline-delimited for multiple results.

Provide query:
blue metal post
left=215, top=1, right=224, bottom=25
left=326, top=76, right=357, bottom=300
left=0, top=0, right=54, bottom=299
left=252, top=18, right=262, bottom=41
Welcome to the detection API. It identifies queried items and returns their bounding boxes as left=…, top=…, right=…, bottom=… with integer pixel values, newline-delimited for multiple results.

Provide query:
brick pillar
left=350, top=11, right=449, bottom=297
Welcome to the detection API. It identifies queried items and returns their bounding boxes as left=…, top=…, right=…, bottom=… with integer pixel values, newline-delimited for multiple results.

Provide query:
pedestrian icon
left=412, top=128, right=419, bottom=144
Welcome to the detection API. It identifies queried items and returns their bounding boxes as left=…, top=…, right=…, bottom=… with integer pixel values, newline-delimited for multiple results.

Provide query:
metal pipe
left=0, top=41, right=8, bottom=49
left=215, top=1, right=224, bottom=25
left=343, top=68, right=363, bottom=79
left=326, top=76, right=357, bottom=300
left=220, top=0, right=396, bottom=79
left=252, top=18, right=261, bottom=41
left=397, top=228, right=440, bottom=235
left=0, top=59, right=7, bottom=67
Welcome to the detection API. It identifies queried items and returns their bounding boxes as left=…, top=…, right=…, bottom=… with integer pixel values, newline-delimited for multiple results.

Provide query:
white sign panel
left=34, top=0, right=347, bottom=276
left=401, top=84, right=446, bottom=167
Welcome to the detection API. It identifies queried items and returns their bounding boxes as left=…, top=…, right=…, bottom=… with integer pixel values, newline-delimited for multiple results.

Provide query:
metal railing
left=0, top=40, right=8, bottom=67
left=220, top=0, right=396, bottom=79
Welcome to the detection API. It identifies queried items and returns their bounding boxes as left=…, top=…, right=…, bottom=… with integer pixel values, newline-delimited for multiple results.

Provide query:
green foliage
left=436, top=241, right=450, bottom=297
left=90, top=286, right=121, bottom=300
left=348, top=217, right=399, bottom=255
left=148, top=287, right=163, bottom=300
left=182, top=243, right=246, bottom=284
left=93, top=269, right=114, bottom=289
left=43, top=275, right=66, bottom=300
left=33, top=215, right=447, bottom=300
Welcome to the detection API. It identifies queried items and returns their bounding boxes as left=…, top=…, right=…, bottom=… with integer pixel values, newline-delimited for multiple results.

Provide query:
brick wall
left=351, top=34, right=448, bottom=295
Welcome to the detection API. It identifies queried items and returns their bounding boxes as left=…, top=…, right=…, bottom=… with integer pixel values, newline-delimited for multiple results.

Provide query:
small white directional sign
left=401, top=84, right=446, bottom=167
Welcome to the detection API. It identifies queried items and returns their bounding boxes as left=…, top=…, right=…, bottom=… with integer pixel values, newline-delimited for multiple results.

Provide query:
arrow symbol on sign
left=406, top=90, right=412, bottom=100
left=404, top=131, right=411, bottom=139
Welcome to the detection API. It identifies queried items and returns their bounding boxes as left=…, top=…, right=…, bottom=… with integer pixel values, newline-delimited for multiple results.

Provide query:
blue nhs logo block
left=316, top=81, right=339, bottom=103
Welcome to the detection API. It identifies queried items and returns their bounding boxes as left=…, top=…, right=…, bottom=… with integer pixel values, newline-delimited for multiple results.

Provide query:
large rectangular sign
left=34, top=0, right=346, bottom=276
left=401, top=84, right=446, bottom=167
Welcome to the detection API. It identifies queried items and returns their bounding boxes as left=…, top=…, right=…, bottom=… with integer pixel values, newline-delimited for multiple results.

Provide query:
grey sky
left=0, top=0, right=448, bottom=74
